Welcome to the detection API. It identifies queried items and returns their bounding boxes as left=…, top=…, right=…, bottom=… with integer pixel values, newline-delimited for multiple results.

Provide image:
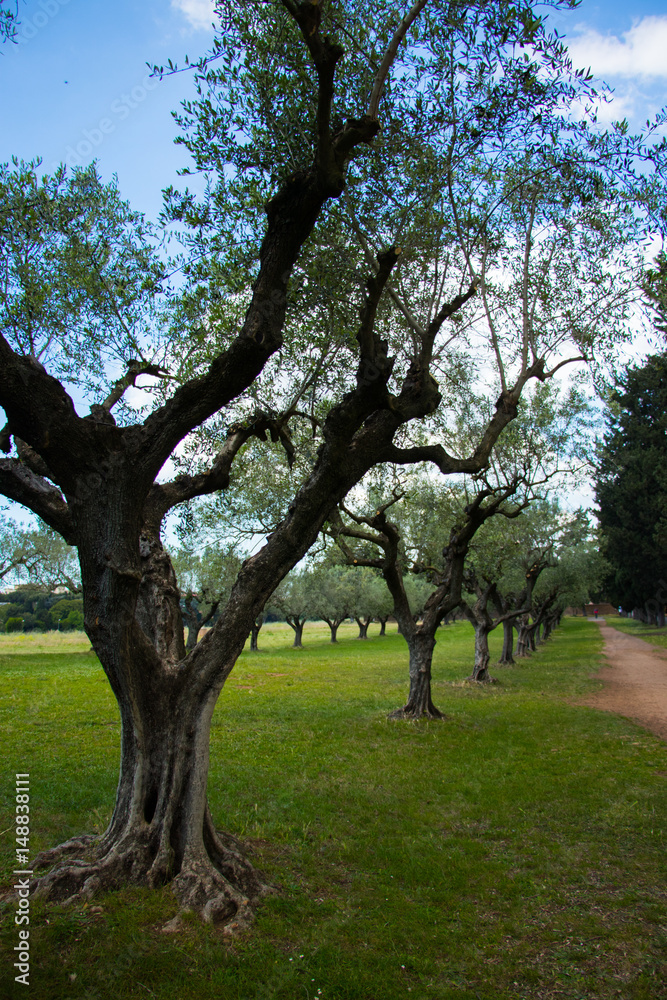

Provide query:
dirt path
left=580, top=619, right=667, bottom=742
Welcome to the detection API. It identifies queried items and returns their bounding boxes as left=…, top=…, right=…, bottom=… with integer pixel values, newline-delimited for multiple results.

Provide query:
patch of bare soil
left=580, top=621, right=667, bottom=742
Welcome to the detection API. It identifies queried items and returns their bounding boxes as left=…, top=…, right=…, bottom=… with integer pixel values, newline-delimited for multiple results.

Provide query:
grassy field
left=604, top=616, right=667, bottom=651
left=0, top=619, right=665, bottom=1000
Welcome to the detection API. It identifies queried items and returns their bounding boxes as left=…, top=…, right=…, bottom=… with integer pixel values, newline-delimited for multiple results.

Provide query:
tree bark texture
left=466, top=622, right=494, bottom=683
left=388, top=631, right=444, bottom=720
left=498, top=619, right=515, bottom=664
left=516, top=615, right=532, bottom=657
left=32, top=676, right=267, bottom=928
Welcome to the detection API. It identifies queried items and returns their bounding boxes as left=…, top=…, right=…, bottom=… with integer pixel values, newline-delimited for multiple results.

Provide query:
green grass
left=604, top=616, right=667, bottom=651
left=0, top=620, right=666, bottom=1000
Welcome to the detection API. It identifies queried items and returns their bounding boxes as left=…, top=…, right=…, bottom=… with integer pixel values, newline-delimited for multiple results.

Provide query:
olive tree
left=0, top=0, right=662, bottom=928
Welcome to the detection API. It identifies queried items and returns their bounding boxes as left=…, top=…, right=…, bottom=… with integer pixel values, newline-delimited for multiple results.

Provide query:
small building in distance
left=566, top=602, right=620, bottom=617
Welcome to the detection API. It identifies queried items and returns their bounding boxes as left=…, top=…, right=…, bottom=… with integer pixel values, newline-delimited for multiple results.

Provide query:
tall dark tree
left=0, top=1, right=662, bottom=928
left=595, top=353, right=667, bottom=625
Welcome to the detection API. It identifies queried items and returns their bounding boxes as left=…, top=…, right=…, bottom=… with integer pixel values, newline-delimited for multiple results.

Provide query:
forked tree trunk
left=322, top=617, right=344, bottom=642
left=29, top=519, right=268, bottom=932
left=287, top=618, right=305, bottom=647
left=388, top=632, right=443, bottom=719
left=497, top=619, right=515, bottom=665
left=2, top=56, right=467, bottom=932
left=355, top=616, right=370, bottom=639
left=378, top=616, right=388, bottom=636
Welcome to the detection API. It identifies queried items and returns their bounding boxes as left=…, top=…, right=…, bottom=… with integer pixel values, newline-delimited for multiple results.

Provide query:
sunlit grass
left=1, top=619, right=665, bottom=1000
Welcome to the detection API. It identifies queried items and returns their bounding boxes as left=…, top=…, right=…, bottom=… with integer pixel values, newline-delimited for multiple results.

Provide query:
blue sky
left=1, top=0, right=666, bottom=221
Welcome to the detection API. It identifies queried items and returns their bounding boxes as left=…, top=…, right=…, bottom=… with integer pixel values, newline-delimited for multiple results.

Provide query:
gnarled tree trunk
left=26, top=503, right=271, bottom=932
left=498, top=619, right=515, bottom=665
left=516, top=615, right=532, bottom=657
left=32, top=673, right=268, bottom=929
left=466, top=622, right=494, bottom=683
left=388, top=631, right=443, bottom=720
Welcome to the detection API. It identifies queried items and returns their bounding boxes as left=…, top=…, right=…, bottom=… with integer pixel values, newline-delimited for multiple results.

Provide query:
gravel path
left=580, top=619, right=667, bottom=742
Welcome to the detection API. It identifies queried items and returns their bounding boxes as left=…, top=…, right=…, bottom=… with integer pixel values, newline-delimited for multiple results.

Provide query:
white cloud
left=587, top=89, right=636, bottom=126
left=171, top=0, right=216, bottom=32
left=567, top=16, right=667, bottom=79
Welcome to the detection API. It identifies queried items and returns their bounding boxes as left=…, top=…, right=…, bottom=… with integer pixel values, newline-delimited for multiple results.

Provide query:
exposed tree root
left=32, top=833, right=98, bottom=870
left=171, top=858, right=257, bottom=932
left=388, top=703, right=446, bottom=720
left=464, top=672, right=498, bottom=684
left=30, top=848, right=122, bottom=907
left=20, top=819, right=271, bottom=934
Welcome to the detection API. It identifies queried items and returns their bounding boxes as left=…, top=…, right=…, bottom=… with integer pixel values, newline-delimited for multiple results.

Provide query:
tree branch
left=99, top=360, right=173, bottom=413
left=280, top=0, right=345, bottom=183
left=144, top=410, right=285, bottom=529
left=367, top=0, right=430, bottom=119
left=0, top=458, right=75, bottom=543
left=421, top=278, right=479, bottom=367
left=0, top=333, right=87, bottom=487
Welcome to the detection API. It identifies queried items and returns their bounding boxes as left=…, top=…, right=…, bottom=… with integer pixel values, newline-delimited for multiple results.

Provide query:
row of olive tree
left=310, top=380, right=600, bottom=713
left=266, top=562, right=433, bottom=645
